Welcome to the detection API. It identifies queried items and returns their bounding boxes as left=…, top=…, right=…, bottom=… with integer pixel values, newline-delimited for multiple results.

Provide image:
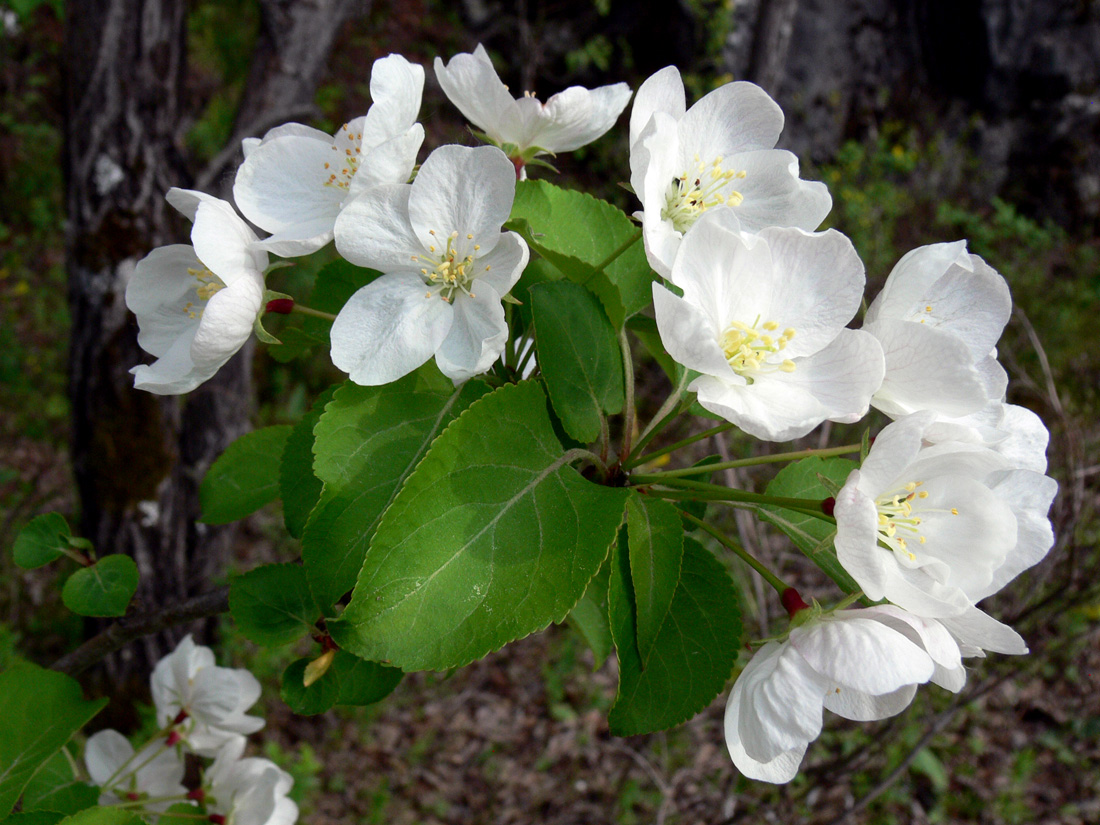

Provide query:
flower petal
left=334, top=183, right=421, bottom=271
left=678, top=80, right=784, bottom=159
left=434, top=283, right=507, bottom=383
left=434, top=44, right=516, bottom=142
left=330, top=274, right=454, bottom=385
left=629, top=65, right=686, bottom=149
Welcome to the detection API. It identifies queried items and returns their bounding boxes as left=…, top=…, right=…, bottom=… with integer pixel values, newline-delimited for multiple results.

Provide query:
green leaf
left=330, top=381, right=628, bottom=671
left=200, top=426, right=293, bottom=524
left=608, top=537, right=742, bottom=736
left=303, top=376, right=490, bottom=609
left=155, top=804, right=204, bottom=825
left=507, top=180, right=653, bottom=327
left=566, top=560, right=613, bottom=669
left=61, top=556, right=138, bottom=618
left=334, top=653, right=403, bottom=706
left=20, top=750, right=97, bottom=816
left=280, top=387, right=339, bottom=539
left=759, top=457, right=861, bottom=593
left=280, top=651, right=401, bottom=715
left=3, top=813, right=68, bottom=825
left=55, top=809, right=143, bottom=825
left=13, top=514, right=71, bottom=570
left=230, top=564, right=320, bottom=647
left=625, top=494, right=685, bottom=668
left=281, top=657, right=341, bottom=716
left=531, top=281, right=623, bottom=443
left=0, top=661, right=106, bottom=817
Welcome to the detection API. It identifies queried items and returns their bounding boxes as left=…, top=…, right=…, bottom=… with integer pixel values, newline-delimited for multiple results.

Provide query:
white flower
left=331, top=144, right=529, bottom=385
left=628, top=66, right=831, bottom=277
left=434, top=44, right=631, bottom=168
left=864, top=241, right=1011, bottom=419
left=127, top=189, right=267, bottom=395
left=834, top=413, right=1057, bottom=624
left=85, top=729, right=187, bottom=811
left=725, top=605, right=962, bottom=783
left=151, top=634, right=264, bottom=756
left=234, top=54, right=425, bottom=256
left=204, top=738, right=298, bottom=825
left=652, top=213, right=884, bottom=441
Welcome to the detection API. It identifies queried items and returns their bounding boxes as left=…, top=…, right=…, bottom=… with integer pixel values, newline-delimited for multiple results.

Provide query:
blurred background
left=1, top=0, right=1098, bottom=822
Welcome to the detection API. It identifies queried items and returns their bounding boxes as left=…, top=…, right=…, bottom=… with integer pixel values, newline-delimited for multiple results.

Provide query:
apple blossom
left=331, top=144, right=529, bottom=385
left=725, top=605, right=962, bottom=783
left=203, top=738, right=298, bottom=825
left=84, top=729, right=186, bottom=810
left=151, top=634, right=264, bottom=756
left=923, top=401, right=1050, bottom=473
left=652, top=213, right=884, bottom=440
left=127, top=189, right=266, bottom=395
left=434, top=44, right=631, bottom=171
left=834, top=413, right=1057, bottom=622
left=629, top=65, right=831, bottom=277
left=234, top=54, right=425, bottom=256
left=864, top=241, right=1011, bottom=419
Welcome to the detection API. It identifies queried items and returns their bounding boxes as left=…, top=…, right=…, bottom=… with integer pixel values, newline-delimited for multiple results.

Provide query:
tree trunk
left=64, top=0, right=369, bottom=691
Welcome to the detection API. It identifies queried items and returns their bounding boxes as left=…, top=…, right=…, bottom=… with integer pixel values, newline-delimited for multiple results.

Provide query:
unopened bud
left=822, top=496, right=836, bottom=517
left=265, top=298, right=294, bottom=314
left=165, top=731, right=182, bottom=747
left=187, top=789, right=206, bottom=802
left=781, top=587, right=810, bottom=618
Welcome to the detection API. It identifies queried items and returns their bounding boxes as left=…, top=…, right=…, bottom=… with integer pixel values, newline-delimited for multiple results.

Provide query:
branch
left=50, top=587, right=230, bottom=677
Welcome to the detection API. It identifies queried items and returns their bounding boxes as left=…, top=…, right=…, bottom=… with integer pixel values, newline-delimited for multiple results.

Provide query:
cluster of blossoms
left=84, top=636, right=295, bottom=824
left=123, top=45, right=1056, bottom=789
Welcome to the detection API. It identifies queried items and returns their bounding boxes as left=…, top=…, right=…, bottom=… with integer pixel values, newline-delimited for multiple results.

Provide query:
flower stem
left=635, top=476, right=831, bottom=515
left=624, top=422, right=736, bottom=469
left=618, top=327, right=636, bottom=459
left=637, top=443, right=863, bottom=479
left=627, top=370, right=692, bottom=465
left=290, top=304, right=337, bottom=321
left=681, top=512, right=789, bottom=594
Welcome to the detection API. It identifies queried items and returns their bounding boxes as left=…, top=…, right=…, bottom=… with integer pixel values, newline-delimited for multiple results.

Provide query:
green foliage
left=54, top=810, right=142, bottom=825
left=303, top=372, right=490, bottom=609
left=0, top=661, right=106, bottom=817
left=279, top=387, right=338, bottom=539
left=13, top=513, right=71, bottom=569
left=18, top=750, right=97, bottom=818
left=565, top=560, right=614, bottom=669
left=624, top=493, right=684, bottom=667
left=608, top=535, right=741, bottom=736
left=506, top=179, right=653, bottom=327
left=230, top=563, right=321, bottom=647
left=330, top=381, right=628, bottom=671
left=61, top=555, right=138, bottom=618
left=281, top=651, right=402, bottom=716
left=760, top=456, right=861, bottom=594
left=531, top=280, right=624, bottom=442
left=200, top=425, right=293, bottom=524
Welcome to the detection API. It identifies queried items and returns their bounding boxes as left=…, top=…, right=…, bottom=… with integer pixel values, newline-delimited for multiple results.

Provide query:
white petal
left=629, top=65, right=686, bottom=149
left=131, top=324, right=207, bottom=395
left=407, top=145, right=515, bottom=256
left=941, top=606, right=1028, bottom=655
left=232, top=134, right=343, bottom=239
left=728, top=150, right=832, bottom=233
left=652, top=283, right=735, bottom=379
left=724, top=672, right=810, bottom=783
left=435, top=284, right=507, bottom=382
left=126, top=244, right=204, bottom=358
left=824, top=683, right=917, bottom=721
left=856, top=412, right=935, bottom=495
left=434, top=46, right=516, bottom=142
left=678, top=81, right=784, bottom=159
left=330, top=274, right=454, bottom=385
left=472, top=231, right=529, bottom=297
left=334, top=184, right=421, bottom=270
left=533, top=82, right=632, bottom=152
left=190, top=199, right=266, bottom=285
left=834, top=477, right=891, bottom=599
left=347, top=124, right=424, bottom=195
left=190, top=274, right=263, bottom=372
left=85, top=729, right=133, bottom=786
left=867, top=319, right=991, bottom=418
left=790, top=616, right=934, bottom=695
left=360, top=54, right=425, bottom=149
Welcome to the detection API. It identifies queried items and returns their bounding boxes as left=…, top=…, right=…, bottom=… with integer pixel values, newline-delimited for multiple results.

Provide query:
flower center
left=875, top=481, right=959, bottom=562
left=661, top=154, right=747, bottom=233
left=323, top=123, right=363, bottom=191
left=720, top=318, right=796, bottom=382
left=413, top=230, right=489, bottom=303
left=183, top=267, right=224, bottom=319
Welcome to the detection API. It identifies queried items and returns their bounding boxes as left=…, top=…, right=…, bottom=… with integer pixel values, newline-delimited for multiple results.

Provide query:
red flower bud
left=265, top=298, right=294, bottom=314
left=781, top=587, right=810, bottom=618
left=822, top=496, right=835, bottom=517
